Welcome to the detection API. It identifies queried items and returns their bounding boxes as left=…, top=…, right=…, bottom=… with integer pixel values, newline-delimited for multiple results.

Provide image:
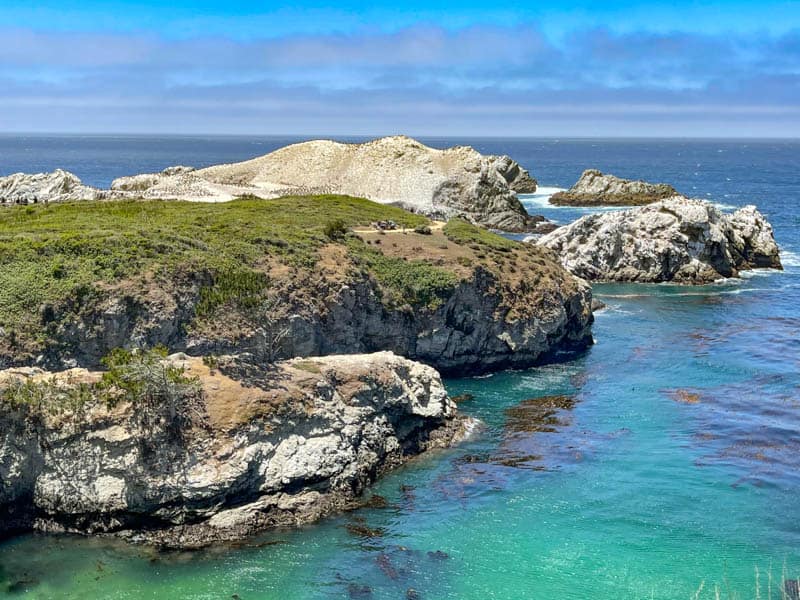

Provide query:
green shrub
left=100, top=347, right=200, bottom=410
left=443, top=218, right=518, bottom=252
left=323, top=219, right=348, bottom=240
left=348, top=240, right=457, bottom=308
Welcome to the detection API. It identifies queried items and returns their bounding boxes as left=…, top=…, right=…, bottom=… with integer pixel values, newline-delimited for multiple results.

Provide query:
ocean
left=0, top=136, right=798, bottom=599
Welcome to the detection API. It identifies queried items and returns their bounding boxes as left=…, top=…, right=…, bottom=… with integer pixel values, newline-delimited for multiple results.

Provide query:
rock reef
left=550, top=169, right=678, bottom=206
left=0, top=352, right=468, bottom=548
left=537, top=197, right=781, bottom=283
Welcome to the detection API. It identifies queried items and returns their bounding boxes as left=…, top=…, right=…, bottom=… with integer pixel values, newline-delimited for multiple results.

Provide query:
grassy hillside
left=0, top=194, right=571, bottom=363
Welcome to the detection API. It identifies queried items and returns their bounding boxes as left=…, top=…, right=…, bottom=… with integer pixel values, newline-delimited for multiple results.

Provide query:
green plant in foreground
left=100, top=346, right=200, bottom=410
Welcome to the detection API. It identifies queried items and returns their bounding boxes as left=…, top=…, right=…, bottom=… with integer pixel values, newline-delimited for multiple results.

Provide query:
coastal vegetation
left=0, top=194, right=588, bottom=371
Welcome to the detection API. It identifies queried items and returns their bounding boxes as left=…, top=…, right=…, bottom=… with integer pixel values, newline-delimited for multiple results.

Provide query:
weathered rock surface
left=550, top=169, right=678, bottom=206
left=0, top=352, right=469, bottom=547
left=27, top=259, right=593, bottom=377
left=0, top=169, right=104, bottom=205
left=112, top=136, right=541, bottom=231
left=537, top=197, right=782, bottom=283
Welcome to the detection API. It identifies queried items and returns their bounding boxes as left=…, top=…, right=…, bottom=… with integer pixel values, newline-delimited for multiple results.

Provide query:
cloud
left=0, top=24, right=798, bottom=135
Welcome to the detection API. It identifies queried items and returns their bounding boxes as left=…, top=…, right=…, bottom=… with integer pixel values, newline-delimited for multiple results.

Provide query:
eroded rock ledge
left=550, top=169, right=678, bottom=206
left=537, top=198, right=782, bottom=283
left=0, top=352, right=470, bottom=548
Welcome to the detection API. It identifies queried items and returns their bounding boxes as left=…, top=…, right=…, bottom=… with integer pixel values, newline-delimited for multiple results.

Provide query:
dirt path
left=352, top=220, right=446, bottom=235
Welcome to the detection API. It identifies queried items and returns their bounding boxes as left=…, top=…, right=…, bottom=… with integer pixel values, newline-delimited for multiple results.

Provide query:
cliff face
left=39, top=262, right=592, bottom=377
left=550, top=169, right=678, bottom=207
left=537, top=198, right=782, bottom=283
left=0, top=352, right=468, bottom=548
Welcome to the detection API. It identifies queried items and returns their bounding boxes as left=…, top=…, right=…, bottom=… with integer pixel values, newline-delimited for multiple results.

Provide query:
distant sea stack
left=537, top=197, right=782, bottom=283
left=550, top=169, right=679, bottom=206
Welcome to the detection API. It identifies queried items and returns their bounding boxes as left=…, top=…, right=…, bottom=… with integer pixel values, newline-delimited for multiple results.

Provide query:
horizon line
left=1, top=132, right=799, bottom=142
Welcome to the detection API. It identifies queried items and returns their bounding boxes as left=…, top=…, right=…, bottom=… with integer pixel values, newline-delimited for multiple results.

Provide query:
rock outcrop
left=0, top=352, right=469, bottom=547
left=550, top=169, right=678, bottom=206
left=537, top=198, right=782, bottom=283
left=0, top=169, right=103, bottom=205
left=27, top=251, right=593, bottom=377
left=112, top=136, right=541, bottom=231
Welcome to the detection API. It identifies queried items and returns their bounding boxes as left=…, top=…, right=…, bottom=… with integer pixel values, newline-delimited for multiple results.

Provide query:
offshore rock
left=0, top=169, right=103, bottom=205
left=537, top=197, right=782, bottom=283
left=550, top=169, right=678, bottom=206
left=114, top=136, right=542, bottom=231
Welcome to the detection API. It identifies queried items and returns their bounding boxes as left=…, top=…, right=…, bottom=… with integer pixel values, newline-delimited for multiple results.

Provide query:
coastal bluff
left=550, top=169, right=678, bottom=206
left=0, top=352, right=469, bottom=548
left=537, top=197, right=782, bottom=283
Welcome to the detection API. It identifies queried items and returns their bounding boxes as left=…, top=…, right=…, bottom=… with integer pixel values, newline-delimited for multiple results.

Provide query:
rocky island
left=537, top=197, right=782, bottom=283
left=549, top=169, right=679, bottom=206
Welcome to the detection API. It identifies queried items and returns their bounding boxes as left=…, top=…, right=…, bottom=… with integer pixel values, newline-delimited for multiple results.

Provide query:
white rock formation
left=537, top=197, right=782, bottom=283
left=0, top=352, right=468, bottom=547
left=0, top=169, right=102, bottom=205
left=110, top=136, right=541, bottom=230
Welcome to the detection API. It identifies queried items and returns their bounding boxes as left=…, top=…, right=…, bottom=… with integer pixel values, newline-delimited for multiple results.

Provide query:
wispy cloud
left=0, top=25, right=798, bottom=135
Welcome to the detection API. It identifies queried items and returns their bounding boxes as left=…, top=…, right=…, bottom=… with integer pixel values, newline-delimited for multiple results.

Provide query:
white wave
left=519, top=187, right=624, bottom=214
left=780, top=249, right=800, bottom=268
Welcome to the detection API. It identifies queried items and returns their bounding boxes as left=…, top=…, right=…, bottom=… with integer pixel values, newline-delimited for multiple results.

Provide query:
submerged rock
left=550, top=169, right=678, bottom=206
left=537, top=197, right=782, bottom=283
left=0, top=169, right=103, bottom=205
left=0, top=352, right=468, bottom=548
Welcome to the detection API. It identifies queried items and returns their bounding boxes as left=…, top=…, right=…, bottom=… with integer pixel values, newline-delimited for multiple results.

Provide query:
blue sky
left=0, top=1, right=798, bottom=136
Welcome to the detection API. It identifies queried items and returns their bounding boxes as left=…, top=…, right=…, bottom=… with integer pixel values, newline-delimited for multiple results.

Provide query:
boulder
left=550, top=169, right=678, bottom=206
left=537, top=197, right=782, bottom=283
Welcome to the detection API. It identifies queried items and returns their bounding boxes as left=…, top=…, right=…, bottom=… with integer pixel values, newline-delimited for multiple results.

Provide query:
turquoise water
left=1, top=139, right=798, bottom=598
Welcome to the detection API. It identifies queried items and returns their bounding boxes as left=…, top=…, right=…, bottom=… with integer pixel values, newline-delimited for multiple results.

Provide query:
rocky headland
left=0, top=136, right=545, bottom=232
left=0, top=351, right=469, bottom=548
left=0, top=193, right=592, bottom=545
left=537, top=197, right=782, bottom=283
left=549, top=169, right=679, bottom=206
left=0, top=196, right=592, bottom=375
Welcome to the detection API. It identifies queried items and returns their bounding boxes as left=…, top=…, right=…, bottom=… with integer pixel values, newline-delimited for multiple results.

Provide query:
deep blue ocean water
left=0, top=136, right=798, bottom=599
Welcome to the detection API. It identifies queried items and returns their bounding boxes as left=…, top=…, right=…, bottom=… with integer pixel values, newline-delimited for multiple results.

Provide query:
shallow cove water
left=0, top=139, right=798, bottom=599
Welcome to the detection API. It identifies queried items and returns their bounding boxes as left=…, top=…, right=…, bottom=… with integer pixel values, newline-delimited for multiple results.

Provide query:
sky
left=0, top=1, right=798, bottom=137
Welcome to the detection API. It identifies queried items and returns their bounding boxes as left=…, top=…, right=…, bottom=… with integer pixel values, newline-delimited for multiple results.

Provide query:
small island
left=550, top=169, right=679, bottom=206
